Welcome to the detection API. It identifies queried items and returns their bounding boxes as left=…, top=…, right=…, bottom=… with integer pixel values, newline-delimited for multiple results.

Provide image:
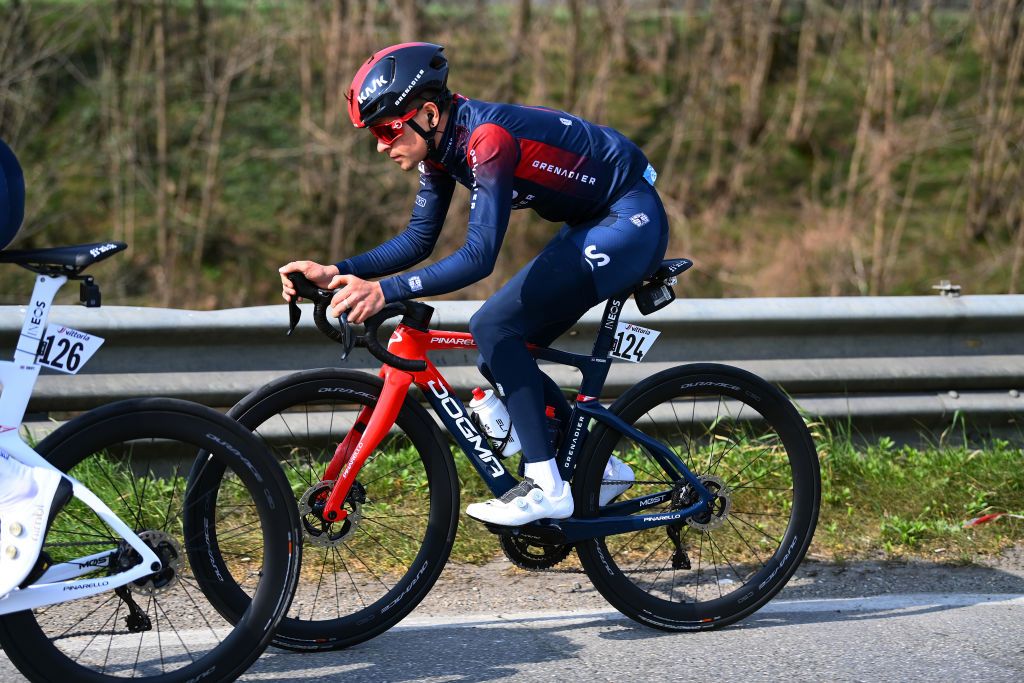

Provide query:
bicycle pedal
left=482, top=521, right=568, bottom=546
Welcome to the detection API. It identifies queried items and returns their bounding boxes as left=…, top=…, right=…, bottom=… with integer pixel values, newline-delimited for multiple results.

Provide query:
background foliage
left=0, top=0, right=1021, bottom=308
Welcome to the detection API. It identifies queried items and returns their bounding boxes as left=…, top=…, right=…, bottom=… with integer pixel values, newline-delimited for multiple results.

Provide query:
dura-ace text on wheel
left=212, top=369, right=459, bottom=651
left=573, top=363, right=820, bottom=631
left=0, top=399, right=301, bottom=682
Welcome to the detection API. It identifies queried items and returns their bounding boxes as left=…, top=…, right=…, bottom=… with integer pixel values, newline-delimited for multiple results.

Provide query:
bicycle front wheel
left=574, top=363, right=820, bottom=631
left=0, top=398, right=300, bottom=682
left=222, top=368, right=459, bottom=651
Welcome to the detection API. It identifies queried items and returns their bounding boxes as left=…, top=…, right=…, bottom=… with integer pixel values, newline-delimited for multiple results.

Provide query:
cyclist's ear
left=424, top=103, right=437, bottom=129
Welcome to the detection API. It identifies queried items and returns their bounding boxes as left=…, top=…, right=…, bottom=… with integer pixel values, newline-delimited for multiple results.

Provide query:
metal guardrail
left=2, top=295, right=1022, bottom=441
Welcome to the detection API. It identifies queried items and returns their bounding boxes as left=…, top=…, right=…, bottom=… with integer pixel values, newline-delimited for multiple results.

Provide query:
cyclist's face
left=375, top=105, right=436, bottom=171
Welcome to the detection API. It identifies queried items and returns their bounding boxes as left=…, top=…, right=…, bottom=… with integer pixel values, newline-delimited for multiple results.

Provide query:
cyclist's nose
left=376, top=139, right=391, bottom=154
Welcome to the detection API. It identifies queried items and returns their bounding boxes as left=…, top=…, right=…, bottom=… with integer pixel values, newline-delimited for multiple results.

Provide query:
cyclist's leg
left=476, top=360, right=571, bottom=421
left=467, top=179, right=668, bottom=524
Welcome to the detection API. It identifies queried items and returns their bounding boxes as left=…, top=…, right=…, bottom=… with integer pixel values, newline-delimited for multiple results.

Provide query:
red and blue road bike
left=199, top=260, right=820, bottom=650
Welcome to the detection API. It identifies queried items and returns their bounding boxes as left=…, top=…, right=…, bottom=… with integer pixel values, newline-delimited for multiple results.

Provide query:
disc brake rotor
left=298, top=480, right=364, bottom=548
left=128, top=530, right=183, bottom=596
left=685, top=475, right=732, bottom=531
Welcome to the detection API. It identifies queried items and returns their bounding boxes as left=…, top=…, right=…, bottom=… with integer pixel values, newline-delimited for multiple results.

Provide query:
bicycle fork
left=320, top=367, right=412, bottom=522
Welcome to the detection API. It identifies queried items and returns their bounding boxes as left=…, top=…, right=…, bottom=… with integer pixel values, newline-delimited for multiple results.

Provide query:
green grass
left=812, top=420, right=1024, bottom=561
left=56, top=425, right=1023, bottom=574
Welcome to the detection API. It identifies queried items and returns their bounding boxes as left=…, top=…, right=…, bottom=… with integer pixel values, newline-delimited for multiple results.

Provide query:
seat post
left=593, top=289, right=633, bottom=358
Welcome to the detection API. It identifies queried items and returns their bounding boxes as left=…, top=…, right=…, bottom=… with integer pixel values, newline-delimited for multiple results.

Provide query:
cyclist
left=0, top=139, right=73, bottom=597
left=280, top=42, right=668, bottom=526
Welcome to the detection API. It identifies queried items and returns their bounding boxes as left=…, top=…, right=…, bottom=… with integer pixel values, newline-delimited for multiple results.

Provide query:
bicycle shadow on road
left=250, top=617, right=619, bottom=682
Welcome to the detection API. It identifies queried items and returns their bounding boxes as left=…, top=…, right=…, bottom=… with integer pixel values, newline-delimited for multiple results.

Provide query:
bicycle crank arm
left=479, top=497, right=714, bottom=546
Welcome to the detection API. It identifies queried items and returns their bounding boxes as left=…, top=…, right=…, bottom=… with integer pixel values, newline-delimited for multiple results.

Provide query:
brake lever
left=287, top=297, right=302, bottom=336
left=336, top=310, right=354, bottom=362
left=286, top=272, right=323, bottom=337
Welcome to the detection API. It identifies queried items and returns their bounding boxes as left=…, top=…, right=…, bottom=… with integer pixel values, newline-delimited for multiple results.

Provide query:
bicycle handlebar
left=286, top=273, right=428, bottom=372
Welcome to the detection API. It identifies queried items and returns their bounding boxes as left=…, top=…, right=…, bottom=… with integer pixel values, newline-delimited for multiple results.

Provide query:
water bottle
left=469, top=387, right=522, bottom=457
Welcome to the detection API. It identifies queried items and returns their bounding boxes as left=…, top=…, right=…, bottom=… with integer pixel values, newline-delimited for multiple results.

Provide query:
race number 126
left=37, top=325, right=104, bottom=374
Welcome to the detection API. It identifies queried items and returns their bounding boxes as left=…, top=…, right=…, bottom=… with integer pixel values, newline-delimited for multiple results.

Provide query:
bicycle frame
left=0, top=273, right=160, bottom=615
left=318, top=291, right=718, bottom=543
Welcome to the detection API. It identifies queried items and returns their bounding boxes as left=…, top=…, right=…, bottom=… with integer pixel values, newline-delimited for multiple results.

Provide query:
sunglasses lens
left=369, top=109, right=418, bottom=145
left=370, top=124, right=399, bottom=144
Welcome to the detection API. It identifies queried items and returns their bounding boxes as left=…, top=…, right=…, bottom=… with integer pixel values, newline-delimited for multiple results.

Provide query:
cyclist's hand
left=329, top=275, right=385, bottom=324
left=279, top=261, right=340, bottom=302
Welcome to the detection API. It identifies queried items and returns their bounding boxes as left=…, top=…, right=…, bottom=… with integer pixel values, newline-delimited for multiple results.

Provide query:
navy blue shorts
left=470, top=178, right=669, bottom=462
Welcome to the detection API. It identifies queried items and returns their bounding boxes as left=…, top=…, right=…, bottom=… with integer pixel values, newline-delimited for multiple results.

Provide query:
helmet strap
left=404, top=117, right=438, bottom=156
left=407, top=91, right=453, bottom=160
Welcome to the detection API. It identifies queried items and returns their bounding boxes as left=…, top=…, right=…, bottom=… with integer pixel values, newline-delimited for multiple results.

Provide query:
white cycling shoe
left=466, top=477, right=574, bottom=526
left=0, top=462, right=72, bottom=599
left=599, top=456, right=635, bottom=506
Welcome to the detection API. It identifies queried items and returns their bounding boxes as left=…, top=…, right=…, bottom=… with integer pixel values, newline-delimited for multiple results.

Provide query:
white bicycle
left=0, top=140, right=300, bottom=682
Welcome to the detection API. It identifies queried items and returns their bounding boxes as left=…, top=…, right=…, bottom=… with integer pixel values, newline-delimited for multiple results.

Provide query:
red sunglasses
left=369, top=109, right=419, bottom=145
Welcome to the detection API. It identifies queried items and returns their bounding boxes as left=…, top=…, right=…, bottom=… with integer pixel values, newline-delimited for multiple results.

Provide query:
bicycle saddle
left=649, top=258, right=693, bottom=282
left=0, top=241, right=127, bottom=271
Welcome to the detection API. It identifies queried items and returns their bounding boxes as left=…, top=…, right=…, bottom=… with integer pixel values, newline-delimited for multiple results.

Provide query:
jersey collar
left=427, top=94, right=465, bottom=167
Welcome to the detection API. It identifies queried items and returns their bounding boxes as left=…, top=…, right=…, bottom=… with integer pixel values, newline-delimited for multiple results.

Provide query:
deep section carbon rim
left=576, top=365, right=819, bottom=629
left=0, top=401, right=297, bottom=682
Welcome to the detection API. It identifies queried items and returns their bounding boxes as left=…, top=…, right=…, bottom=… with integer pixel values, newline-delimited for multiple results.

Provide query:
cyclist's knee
left=475, top=355, right=493, bottom=381
left=469, top=307, right=513, bottom=352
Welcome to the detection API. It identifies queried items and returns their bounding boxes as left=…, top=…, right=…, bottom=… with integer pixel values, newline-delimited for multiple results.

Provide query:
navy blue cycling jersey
left=335, top=96, right=650, bottom=302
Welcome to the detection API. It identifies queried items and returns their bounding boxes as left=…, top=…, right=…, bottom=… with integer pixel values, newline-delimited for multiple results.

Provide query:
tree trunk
left=565, top=0, right=583, bottom=109
left=154, top=0, right=172, bottom=304
left=788, top=0, right=820, bottom=142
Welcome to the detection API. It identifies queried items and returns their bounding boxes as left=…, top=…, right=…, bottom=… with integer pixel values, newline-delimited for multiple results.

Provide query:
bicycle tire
left=219, top=368, right=459, bottom=651
left=0, top=398, right=300, bottom=682
left=573, top=363, right=820, bottom=631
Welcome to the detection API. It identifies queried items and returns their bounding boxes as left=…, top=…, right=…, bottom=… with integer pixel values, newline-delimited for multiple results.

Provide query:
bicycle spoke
left=707, top=531, right=748, bottom=588
left=724, top=516, right=767, bottom=568
left=722, top=444, right=783, bottom=490
left=342, top=538, right=392, bottom=592
left=731, top=511, right=783, bottom=545
left=708, top=533, right=722, bottom=599
left=361, top=515, right=425, bottom=547
left=730, top=459, right=794, bottom=491
left=356, top=524, right=415, bottom=572
left=334, top=550, right=369, bottom=609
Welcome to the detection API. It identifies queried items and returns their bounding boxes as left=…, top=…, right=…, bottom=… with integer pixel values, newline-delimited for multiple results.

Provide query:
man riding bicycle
left=280, top=42, right=669, bottom=526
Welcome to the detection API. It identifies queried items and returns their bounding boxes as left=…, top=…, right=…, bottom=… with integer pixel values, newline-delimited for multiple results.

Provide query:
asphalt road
left=3, top=552, right=1023, bottom=682
left=238, top=593, right=1023, bottom=682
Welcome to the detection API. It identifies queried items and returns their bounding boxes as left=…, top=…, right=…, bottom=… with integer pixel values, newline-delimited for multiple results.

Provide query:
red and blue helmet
left=346, top=42, right=449, bottom=128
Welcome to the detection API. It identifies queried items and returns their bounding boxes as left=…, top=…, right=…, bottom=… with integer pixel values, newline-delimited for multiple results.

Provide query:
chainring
left=499, top=534, right=572, bottom=571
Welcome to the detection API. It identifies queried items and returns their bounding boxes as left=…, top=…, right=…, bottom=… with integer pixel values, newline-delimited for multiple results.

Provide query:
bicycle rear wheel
left=0, top=398, right=300, bottom=682
left=573, top=363, right=820, bottom=630
left=220, top=368, right=459, bottom=651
